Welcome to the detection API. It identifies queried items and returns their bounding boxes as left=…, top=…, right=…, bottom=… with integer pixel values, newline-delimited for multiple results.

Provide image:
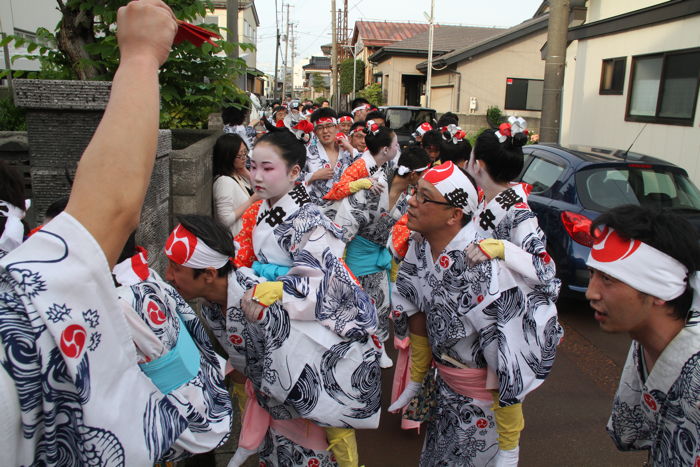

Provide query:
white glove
left=494, top=447, right=519, bottom=467
left=227, top=446, right=257, bottom=467
left=388, top=380, right=422, bottom=412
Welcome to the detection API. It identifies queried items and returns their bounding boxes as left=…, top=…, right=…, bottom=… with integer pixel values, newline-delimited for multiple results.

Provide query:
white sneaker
left=379, top=345, right=393, bottom=369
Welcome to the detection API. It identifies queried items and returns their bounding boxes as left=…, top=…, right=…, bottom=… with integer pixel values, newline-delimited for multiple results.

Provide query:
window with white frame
left=626, top=48, right=700, bottom=126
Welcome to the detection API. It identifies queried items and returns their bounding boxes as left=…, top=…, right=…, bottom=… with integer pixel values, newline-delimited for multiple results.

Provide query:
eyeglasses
left=408, top=186, right=455, bottom=207
left=235, top=151, right=248, bottom=160
left=315, top=124, right=337, bottom=132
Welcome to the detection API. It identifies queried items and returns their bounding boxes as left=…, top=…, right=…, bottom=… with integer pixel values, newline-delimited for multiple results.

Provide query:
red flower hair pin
left=366, top=120, right=380, bottom=136
left=174, top=20, right=222, bottom=47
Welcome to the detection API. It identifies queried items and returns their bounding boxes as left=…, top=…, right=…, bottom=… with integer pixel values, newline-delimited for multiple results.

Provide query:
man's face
left=586, top=268, right=654, bottom=335
left=321, top=101, right=330, bottom=108
left=314, top=122, right=338, bottom=146
left=406, top=178, right=457, bottom=234
left=351, top=131, right=366, bottom=152
left=373, top=118, right=386, bottom=127
left=354, top=109, right=368, bottom=122
left=165, top=260, right=206, bottom=301
left=339, top=121, right=353, bottom=134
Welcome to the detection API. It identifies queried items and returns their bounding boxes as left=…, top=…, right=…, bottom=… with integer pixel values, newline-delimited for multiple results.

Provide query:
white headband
left=164, top=224, right=230, bottom=269
left=397, top=164, right=430, bottom=176
left=112, top=246, right=151, bottom=285
left=586, top=226, right=694, bottom=302
left=351, top=104, right=370, bottom=115
left=0, top=200, right=25, bottom=253
left=422, top=161, right=478, bottom=215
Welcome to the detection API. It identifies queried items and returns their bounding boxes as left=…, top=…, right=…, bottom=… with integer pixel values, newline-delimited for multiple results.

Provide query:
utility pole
left=273, top=0, right=280, bottom=101
left=282, top=3, right=291, bottom=101
left=540, top=0, right=570, bottom=144
left=330, top=0, right=337, bottom=106
left=290, top=25, right=295, bottom=99
left=425, top=0, right=435, bottom=108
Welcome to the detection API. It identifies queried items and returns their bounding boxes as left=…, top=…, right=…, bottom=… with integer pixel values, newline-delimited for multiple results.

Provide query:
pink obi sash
left=239, top=379, right=330, bottom=452
left=390, top=336, right=421, bottom=431
left=434, top=360, right=493, bottom=401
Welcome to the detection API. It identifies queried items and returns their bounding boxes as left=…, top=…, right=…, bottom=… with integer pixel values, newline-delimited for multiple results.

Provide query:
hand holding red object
left=174, top=20, right=222, bottom=47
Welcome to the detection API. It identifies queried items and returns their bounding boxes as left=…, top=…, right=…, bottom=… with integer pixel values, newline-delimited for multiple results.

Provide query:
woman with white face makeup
left=176, top=129, right=382, bottom=467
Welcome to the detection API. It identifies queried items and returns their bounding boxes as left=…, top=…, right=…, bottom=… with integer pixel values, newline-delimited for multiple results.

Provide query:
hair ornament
left=397, top=163, right=430, bottom=176
left=412, top=122, right=433, bottom=138
left=366, top=120, right=381, bottom=136
left=441, top=124, right=466, bottom=144
left=495, top=116, right=528, bottom=143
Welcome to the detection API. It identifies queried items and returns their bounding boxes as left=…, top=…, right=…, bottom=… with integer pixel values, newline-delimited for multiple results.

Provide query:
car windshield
left=384, top=109, right=434, bottom=134
left=576, top=165, right=700, bottom=212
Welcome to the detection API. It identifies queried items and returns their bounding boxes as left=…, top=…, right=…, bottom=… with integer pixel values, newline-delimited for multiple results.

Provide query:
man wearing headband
left=164, top=215, right=381, bottom=467
left=0, top=2, right=197, bottom=464
left=586, top=205, right=700, bottom=465
left=351, top=98, right=371, bottom=123
left=303, top=107, right=356, bottom=202
left=389, top=161, right=554, bottom=466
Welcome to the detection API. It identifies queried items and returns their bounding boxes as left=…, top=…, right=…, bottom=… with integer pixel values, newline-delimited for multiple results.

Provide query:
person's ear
left=203, top=267, right=218, bottom=283
left=289, top=164, right=301, bottom=180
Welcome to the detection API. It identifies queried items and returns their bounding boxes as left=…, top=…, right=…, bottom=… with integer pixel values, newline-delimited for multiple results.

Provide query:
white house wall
left=561, top=15, right=700, bottom=183
left=0, top=0, right=61, bottom=71
left=585, top=0, right=666, bottom=23
left=374, top=56, right=425, bottom=106
left=449, top=30, right=547, bottom=121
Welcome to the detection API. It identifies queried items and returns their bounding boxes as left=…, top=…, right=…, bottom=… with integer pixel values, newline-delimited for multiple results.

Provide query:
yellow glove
left=491, top=392, right=525, bottom=450
left=325, top=427, right=359, bottom=467
left=479, top=238, right=505, bottom=260
left=409, top=333, right=431, bottom=383
left=349, top=178, right=373, bottom=194
left=252, top=281, right=283, bottom=307
left=232, top=381, right=248, bottom=415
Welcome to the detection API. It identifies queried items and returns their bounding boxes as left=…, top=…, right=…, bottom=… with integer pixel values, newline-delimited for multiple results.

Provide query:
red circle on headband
left=424, top=161, right=456, bottom=184
left=591, top=227, right=641, bottom=263
left=165, top=225, right=198, bottom=264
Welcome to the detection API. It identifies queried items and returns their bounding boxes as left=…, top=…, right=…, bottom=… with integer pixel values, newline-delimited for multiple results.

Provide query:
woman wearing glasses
left=212, top=133, right=260, bottom=236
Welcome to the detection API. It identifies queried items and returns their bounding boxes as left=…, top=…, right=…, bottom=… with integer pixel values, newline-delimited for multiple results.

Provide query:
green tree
left=357, top=82, right=384, bottom=106
left=311, top=73, right=329, bottom=93
left=1, top=0, right=250, bottom=128
left=338, top=58, right=364, bottom=95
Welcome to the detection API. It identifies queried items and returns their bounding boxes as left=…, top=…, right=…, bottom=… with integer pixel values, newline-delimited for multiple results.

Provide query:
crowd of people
left=0, top=1, right=698, bottom=466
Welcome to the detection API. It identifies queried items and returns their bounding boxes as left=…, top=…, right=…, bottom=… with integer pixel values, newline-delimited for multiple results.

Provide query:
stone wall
left=170, top=130, right=220, bottom=224
left=13, top=79, right=172, bottom=275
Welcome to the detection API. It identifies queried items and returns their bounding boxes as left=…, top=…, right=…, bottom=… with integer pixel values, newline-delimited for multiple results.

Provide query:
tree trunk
left=55, top=0, right=104, bottom=80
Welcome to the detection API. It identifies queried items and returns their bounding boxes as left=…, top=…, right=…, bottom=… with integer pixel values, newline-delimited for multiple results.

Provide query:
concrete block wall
left=170, top=130, right=220, bottom=224
left=13, top=79, right=172, bottom=275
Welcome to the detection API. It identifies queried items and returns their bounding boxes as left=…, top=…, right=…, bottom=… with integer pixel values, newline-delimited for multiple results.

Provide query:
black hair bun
left=512, top=132, right=528, bottom=148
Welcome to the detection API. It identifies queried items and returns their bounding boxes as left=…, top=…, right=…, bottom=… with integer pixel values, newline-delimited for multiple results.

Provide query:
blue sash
left=345, top=234, right=392, bottom=277
left=252, top=261, right=291, bottom=281
left=139, top=317, right=201, bottom=394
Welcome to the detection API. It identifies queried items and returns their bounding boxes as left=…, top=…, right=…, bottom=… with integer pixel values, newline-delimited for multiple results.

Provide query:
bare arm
left=65, top=0, right=177, bottom=267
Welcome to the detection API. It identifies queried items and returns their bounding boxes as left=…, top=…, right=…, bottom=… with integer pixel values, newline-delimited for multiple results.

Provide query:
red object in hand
left=293, top=120, right=314, bottom=134
left=335, top=132, right=347, bottom=142
left=174, top=20, right=221, bottom=47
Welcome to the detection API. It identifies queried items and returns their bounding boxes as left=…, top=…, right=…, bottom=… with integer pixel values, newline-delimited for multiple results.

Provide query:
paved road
left=209, top=297, right=648, bottom=466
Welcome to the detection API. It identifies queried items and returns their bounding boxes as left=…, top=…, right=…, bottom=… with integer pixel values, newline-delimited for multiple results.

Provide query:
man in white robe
left=586, top=205, right=700, bottom=466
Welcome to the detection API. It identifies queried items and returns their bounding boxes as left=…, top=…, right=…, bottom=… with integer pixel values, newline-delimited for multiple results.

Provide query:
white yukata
left=202, top=184, right=381, bottom=465
left=303, top=139, right=356, bottom=203
left=0, top=213, right=204, bottom=466
left=113, top=249, right=232, bottom=460
left=608, top=319, right=700, bottom=466
left=393, top=221, right=560, bottom=466
left=331, top=155, right=398, bottom=343
left=473, top=183, right=563, bottom=380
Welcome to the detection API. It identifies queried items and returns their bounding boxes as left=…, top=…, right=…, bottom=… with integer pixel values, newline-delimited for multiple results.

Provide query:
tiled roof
left=370, top=25, right=505, bottom=62
left=352, top=21, right=432, bottom=47
left=303, top=56, right=331, bottom=70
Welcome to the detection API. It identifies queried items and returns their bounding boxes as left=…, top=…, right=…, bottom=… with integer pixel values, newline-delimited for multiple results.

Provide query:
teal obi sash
left=252, top=261, right=291, bottom=281
left=345, top=234, right=392, bottom=277
left=139, top=317, right=201, bottom=394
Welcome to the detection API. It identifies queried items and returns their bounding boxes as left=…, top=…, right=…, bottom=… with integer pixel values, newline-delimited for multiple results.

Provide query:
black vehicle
left=516, top=144, right=700, bottom=298
left=379, top=106, right=437, bottom=147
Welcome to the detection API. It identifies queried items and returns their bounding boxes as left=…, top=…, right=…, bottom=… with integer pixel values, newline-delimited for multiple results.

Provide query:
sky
left=253, top=0, right=545, bottom=78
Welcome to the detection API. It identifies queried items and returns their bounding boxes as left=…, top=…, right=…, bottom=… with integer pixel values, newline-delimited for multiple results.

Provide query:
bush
left=486, top=105, right=504, bottom=128
left=357, top=83, right=384, bottom=106
left=339, top=59, right=364, bottom=95
left=0, top=98, right=27, bottom=131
